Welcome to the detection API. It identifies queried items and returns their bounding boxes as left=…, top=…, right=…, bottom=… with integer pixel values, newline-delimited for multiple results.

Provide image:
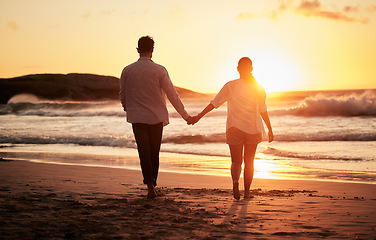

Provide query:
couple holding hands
left=120, top=36, right=273, bottom=199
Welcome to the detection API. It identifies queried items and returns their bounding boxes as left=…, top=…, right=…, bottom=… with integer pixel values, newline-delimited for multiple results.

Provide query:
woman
left=190, top=57, right=274, bottom=199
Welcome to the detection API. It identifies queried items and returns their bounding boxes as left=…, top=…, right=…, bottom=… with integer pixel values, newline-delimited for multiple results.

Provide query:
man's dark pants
left=132, top=122, right=163, bottom=186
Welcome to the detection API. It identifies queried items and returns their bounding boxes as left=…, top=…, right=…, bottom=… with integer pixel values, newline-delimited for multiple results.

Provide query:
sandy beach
left=0, top=159, right=375, bottom=239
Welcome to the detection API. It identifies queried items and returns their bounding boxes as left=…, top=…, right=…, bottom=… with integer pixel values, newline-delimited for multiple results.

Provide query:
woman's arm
left=260, top=111, right=274, bottom=142
left=188, top=103, right=215, bottom=125
left=198, top=103, right=215, bottom=119
left=188, top=83, right=229, bottom=125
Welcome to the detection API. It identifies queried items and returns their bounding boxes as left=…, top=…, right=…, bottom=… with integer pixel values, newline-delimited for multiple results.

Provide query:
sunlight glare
left=252, top=51, right=300, bottom=93
left=218, top=50, right=301, bottom=93
left=254, top=153, right=277, bottom=179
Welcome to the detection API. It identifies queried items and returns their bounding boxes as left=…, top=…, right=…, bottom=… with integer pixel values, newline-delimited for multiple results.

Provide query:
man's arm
left=119, top=69, right=127, bottom=111
left=160, top=69, right=190, bottom=120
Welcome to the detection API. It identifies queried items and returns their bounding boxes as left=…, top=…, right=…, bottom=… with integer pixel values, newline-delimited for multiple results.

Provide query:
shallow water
left=1, top=89, right=375, bottom=183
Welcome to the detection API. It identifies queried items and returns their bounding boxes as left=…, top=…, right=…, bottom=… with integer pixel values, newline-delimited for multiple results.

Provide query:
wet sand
left=0, top=160, right=375, bottom=239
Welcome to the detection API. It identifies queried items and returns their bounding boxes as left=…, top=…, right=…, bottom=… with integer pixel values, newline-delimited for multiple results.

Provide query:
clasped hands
left=186, top=115, right=201, bottom=125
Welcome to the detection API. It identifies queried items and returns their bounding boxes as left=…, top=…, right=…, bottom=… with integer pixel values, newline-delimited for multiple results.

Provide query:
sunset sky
left=1, top=0, right=375, bottom=93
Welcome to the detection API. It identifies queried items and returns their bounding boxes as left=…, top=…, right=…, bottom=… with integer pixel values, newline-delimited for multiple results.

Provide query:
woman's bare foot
left=233, top=181, right=240, bottom=200
left=244, top=191, right=253, bottom=199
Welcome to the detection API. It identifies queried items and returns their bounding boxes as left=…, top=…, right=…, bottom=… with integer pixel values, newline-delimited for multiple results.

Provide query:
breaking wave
left=162, top=133, right=225, bottom=144
left=163, top=132, right=376, bottom=143
left=275, top=132, right=376, bottom=142
left=3, top=90, right=376, bottom=118
left=272, top=91, right=376, bottom=117
left=0, top=102, right=126, bottom=117
left=0, top=136, right=136, bottom=148
left=1, top=130, right=374, bottom=150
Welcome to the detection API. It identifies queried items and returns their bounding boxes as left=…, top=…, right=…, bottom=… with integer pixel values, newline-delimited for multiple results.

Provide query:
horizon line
left=1, top=72, right=375, bottom=95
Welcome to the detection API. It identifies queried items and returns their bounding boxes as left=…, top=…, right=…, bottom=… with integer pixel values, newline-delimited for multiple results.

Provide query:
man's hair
left=238, top=57, right=253, bottom=70
left=138, top=36, right=154, bottom=53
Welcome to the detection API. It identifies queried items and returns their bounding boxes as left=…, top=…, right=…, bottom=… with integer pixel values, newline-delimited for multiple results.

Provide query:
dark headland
left=0, top=73, right=207, bottom=104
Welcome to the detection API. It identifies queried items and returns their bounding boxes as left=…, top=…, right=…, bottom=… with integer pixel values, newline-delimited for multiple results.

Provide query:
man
left=120, top=36, right=192, bottom=199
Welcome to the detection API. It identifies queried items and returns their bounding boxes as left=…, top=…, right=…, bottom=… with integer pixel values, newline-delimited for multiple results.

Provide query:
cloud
left=294, top=0, right=367, bottom=23
left=82, top=11, right=91, bottom=18
left=266, top=10, right=279, bottom=21
left=343, top=5, right=359, bottom=13
left=278, top=0, right=294, bottom=12
left=100, top=9, right=116, bottom=16
left=7, top=21, right=19, bottom=30
left=365, top=5, right=376, bottom=12
left=296, top=0, right=320, bottom=11
left=236, top=1, right=291, bottom=21
left=237, top=12, right=255, bottom=20
left=237, top=0, right=370, bottom=24
left=237, top=10, right=280, bottom=21
left=282, top=0, right=368, bottom=24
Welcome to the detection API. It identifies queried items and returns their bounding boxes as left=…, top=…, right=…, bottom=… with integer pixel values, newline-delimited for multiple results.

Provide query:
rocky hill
left=0, top=73, right=206, bottom=104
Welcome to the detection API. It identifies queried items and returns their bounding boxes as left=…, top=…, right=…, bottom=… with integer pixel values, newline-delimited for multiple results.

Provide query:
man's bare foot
left=147, top=182, right=157, bottom=199
left=233, top=181, right=240, bottom=200
left=147, top=191, right=157, bottom=199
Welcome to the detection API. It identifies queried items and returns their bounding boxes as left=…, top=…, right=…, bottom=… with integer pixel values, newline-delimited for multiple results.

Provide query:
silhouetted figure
left=188, top=57, right=274, bottom=199
left=120, top=36, right=193, bottom=198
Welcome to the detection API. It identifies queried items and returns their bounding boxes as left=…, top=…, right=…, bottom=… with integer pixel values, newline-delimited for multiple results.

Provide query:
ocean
left=1, top=89, right=375, bottom=184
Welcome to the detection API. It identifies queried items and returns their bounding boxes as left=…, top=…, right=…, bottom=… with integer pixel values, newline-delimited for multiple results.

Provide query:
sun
left=251, top=51, right=301, bottom=93
left=215, top=49, right=302, bottom=94
left=217, top=50, right=301, bottom=93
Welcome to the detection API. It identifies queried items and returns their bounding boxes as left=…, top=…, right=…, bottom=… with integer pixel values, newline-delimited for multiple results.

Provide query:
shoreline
left=2, top=158, right=376, bottom=194
left=3, top=155, right=376, bottom=186
left=2, top=146, right=376, bottom=185
left=1, top=159, right=376, bottom=239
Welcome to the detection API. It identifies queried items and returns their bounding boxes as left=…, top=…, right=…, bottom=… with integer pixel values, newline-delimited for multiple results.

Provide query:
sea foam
left=272, top=91, right=376, bottom=117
